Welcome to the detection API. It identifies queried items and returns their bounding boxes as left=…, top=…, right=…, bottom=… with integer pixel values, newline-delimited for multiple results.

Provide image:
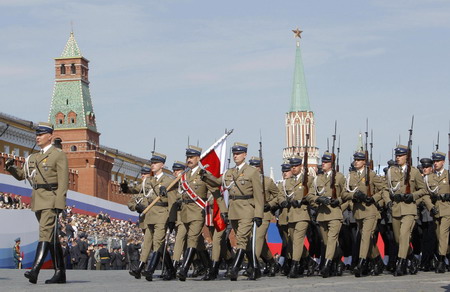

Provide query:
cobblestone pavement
left=1, top=269, right=450, bottom=292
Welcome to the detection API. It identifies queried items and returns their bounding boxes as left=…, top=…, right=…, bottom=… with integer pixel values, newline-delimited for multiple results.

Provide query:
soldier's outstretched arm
left=412, top=169, right=427, bottom=200
left=201, top=171, right=222, bottom=187
left=5, top=160, right=25, bottom=181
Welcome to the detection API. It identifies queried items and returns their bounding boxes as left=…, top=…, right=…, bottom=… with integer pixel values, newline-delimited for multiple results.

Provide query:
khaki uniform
left=138, top=174, right=176, bottom=262
left=342, top=169, right=385, bottom=259
left=221, top=163, right=264, bottom=250
left=284, top=174, right=314, bottom=261
left=309, top=171, right=345, bottom=260
left=7, top=146, right=68, bottom=242
left=384, top=165, right=427, bottom=258
left=180, top=168, right=221, bottom=248
left=172, top=187, right=187, bottom=261
left=424, top=170, right=450, bottom=256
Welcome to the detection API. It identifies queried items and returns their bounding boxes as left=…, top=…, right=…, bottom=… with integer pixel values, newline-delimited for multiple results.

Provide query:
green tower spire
left=48, top=32, right=97, bottom=132
left=290, top=30, right=311, bottom=112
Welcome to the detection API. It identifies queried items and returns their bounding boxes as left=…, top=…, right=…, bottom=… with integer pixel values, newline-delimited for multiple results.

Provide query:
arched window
left=71, top=64, right=76, bottom=74
left=71, top=145, right=77, bottom=152
left=53, top=138, right=63, bottom=149
left=61, top=64, right=66, bottom=75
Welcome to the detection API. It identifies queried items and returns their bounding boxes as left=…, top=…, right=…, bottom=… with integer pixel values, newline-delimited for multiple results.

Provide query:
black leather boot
left=394, top=258, right=406, bottom=276
left=45, top=242, right=66, bottom=284
left=408, top=254, right=419, bottom=275
left=199, top=250, right=213, bottom=281
left=306, top=257, right=318, bottom=276
left=203, top=261, right=220, bottom=280
left=24, top=241, right=50, bottom=284
left=436, top=255, right=446, bottom=273
left=268, top=258, right=279, bottom=277
left=353, top=258, right=367, bottom=277
left=163, top=250, right=176, bottom=280
left=287, top=260, right=299, bottom=278
left=143, top=252, right=161, bottom=281
left=282, top=259, right=291, bottom=276
left=334, top=259, right=344, bottom=276
left=321, top=259, right=332, bottom=278
left=246, top=251, right=261, bottom=280
left=129, top=261, right=145, bottom=279
left=372, top=256, right=385, bottom=275
left=229, top=249, right=246, bottom=281
left=177, top=248, right=196, bottom=281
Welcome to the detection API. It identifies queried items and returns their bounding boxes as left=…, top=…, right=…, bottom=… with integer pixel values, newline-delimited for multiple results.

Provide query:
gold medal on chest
left=43, top=159, right=48, bottom=171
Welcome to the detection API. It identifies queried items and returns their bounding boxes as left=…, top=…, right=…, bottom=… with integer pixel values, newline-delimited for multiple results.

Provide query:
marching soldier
left=283, top=156, right=315, bottom=278
left=176, top=145, right=222, bottom=281
left=220, top=143, right=264, bottom=281
left=308, top=151, right=345, bottom=278
left=342, top=151, right=385, bottom=277
left=6, top=122, right=68, bottom=284
left=130, top=153, right=177, bottom=281
left=127, top=164, right=152, bottom=277
left=425, top=151, right=450, bottom=273
left=248, top=156, right=281, bottom=277
left=276, top=163, right=293, bottom=275
left=384, top=145, right=427, bottom=276
left=170, top=161, right=188, bottom=272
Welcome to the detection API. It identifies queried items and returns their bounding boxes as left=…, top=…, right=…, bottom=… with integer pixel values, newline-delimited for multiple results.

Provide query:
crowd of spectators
left=0, top=192, right=28, bottom=209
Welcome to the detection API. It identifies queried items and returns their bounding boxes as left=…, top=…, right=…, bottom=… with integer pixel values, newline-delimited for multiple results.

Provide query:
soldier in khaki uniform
left=425, top=151, right=450, bottom=273
left=176, top=146, right=223, bottom=281
left=6, top=122, right=68, bottom=284
left=248, top=156, right=280, bottom=277
left=283, top=156, right=316, bottom=278
left=130, top=153, right=177, bottom=281
left=170, top=161, right=188, bottom=271
left=384, top=145, right=427, bottom=276
left=308, top=152, right=345, bottom=278
left=342, top=151, right=385, bottom=277
left=276, top=163, right=293, bottom=275
left=219, top=143, right=264, bottom=281
left=127, top=164, right=152, bottom=275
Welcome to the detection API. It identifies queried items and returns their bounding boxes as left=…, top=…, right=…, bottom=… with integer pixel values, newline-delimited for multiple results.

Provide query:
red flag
left=200, top=131, right=232, bottom=232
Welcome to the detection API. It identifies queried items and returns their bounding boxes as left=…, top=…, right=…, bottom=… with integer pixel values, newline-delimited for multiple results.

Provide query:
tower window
left=59, top=119, right=63, bottom=124
left=71, top=145, right=77, bottom=152
left=71, top=64, right=76, bottom=74
left=66, top=99, right=68, bottom=105
left=61, top=64, right=66, bottom=75
left=71, top=118, right=75, bottom=123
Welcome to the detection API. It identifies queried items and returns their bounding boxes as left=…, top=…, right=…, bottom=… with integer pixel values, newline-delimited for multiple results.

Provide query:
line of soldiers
left=125, top=142, right=450, bottom=281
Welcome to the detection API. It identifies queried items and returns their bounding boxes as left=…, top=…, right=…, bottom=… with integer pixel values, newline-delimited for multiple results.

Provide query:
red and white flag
left=200, top=130, right=232, bottom=232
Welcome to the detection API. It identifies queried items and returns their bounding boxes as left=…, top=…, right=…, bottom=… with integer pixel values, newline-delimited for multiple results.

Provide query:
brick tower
left=48, top=32, right=113, bottom=199
left=282, top=29, right=319, bottom=166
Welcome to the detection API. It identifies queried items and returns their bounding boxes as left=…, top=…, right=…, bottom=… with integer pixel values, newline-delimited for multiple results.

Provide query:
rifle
left=336, top=135, right=341, bottom=173
left=365, top=119, right=372, bottom=197
left=369, top=129, right=374, bottom=171
left=303, top=128, right=310, bottom=198
left=259, top=132, right=266, bottom=198
left=436, top=132, right=440, bottom=151
left=405, top=116, right=414, bottom=194
left=331, top=121, right=337, bottom=200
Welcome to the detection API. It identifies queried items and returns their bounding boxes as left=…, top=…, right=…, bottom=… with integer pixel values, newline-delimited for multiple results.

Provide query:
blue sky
left=1, top=0, right=450, bottom=179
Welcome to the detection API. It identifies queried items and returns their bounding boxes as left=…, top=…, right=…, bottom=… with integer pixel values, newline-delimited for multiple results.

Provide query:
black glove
left=291, top=200, right=301, bottom=208
left=254, top=217, right=263, bottom=227
left=403, top=193, right=414, bottom=204
left=353, top=191, right=366, bottom=201
left=199, top=168, right=207, bottom=180
left=159, top=186, right=168, bottom=197
left=135, top=203, right=145, bottom=214
left=393, top=194, right=403, bottom=202
left=54, top=208, right=64, bottom=215
left=174, top=199, right=182, bottom=211
left=365, top=196, right=375, bottom=205
left=430, top=206, right=439, bottom=217
left=330, top=199, right=340, bottom=208
left=444, top=194, right=450, bottom=202
left=168, top=221, right=175, bottom=233
left=221, top=213, right=229, bottom=225
left=5, top=158, right=14, bottom=168
left=270, top=204, right=280, bottom=213
left=279, top=200, right=290, bottom=209
left=315, top=196, right=330, bottom=205
left=264, top=204, right=271, bottom=212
